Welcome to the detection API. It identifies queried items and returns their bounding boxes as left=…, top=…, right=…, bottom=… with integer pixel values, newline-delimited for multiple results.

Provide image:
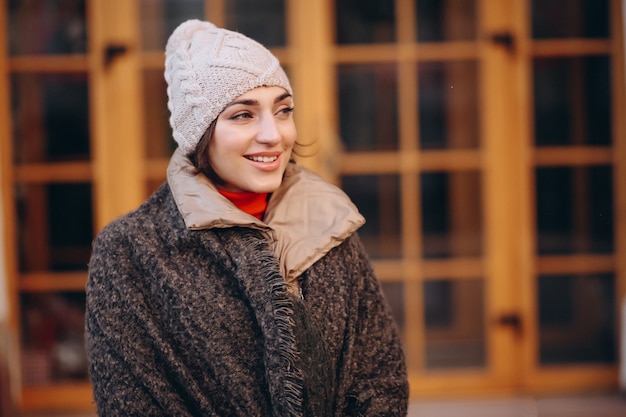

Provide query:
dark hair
left=189, top=120, right=226, bottom=186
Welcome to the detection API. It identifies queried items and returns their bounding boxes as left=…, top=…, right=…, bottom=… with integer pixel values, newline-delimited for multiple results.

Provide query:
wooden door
left=1, top=0, right=624, bottom=412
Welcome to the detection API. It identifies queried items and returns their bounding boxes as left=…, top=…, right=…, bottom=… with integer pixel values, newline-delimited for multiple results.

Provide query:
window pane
left=538, top=274, right=615, bottom=364
left=8, top=0, right=87, bottom=55
left=381, top=281, right=406, bottom=343
left=534, top=56, right=611, bottom=146
left=336, top=0, right=395, bottom=44
left=532, top=0, right=609, bottom=39
left=418, top=61, right=479, bottom=149
left=423, top=279, right=486, bottom=369
left=225, top=0, right=286, bottom=47
left=140, top=0, right=205, bottom=51
left=536, top=166, right=613, bottom=255
left=143, top=69, right=173, bottom=159
left=421, top=171, right=483, bottom=259
left=416, top=0, right=477, bottom=42
left=341, top=174, right=401, bottom=259
left=338, top=64, right=398, bottom=152
left=11, top=73, right=90, bottom=163
left=20, top=292, right=88, bottom=386
left=16, top=183, right=93, bottom=273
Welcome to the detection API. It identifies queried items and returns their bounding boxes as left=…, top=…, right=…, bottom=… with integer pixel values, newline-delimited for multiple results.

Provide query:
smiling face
left=208, top=86, right=297, bottom=193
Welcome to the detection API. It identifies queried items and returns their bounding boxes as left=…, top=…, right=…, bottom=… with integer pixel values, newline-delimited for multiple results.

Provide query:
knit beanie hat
left=164, top=19, right=293, bottom=155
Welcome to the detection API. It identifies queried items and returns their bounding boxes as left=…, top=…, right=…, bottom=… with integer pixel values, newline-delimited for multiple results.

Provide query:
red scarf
left=218, top=189, right=268, bottom=220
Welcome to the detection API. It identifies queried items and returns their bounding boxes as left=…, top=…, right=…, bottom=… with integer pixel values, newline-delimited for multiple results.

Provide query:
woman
left=86, top=19, right=408, bottom=416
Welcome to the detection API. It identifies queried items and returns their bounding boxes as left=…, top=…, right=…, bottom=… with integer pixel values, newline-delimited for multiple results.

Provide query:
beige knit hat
left=164, top=20, right=292, bottom=155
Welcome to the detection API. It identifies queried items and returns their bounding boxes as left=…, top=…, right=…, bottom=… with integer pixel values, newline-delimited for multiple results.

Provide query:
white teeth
left=247, top=155, right=277, bottom=163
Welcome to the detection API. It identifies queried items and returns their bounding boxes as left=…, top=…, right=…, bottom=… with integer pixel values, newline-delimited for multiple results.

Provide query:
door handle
left=489, top=31, right=515, bottom=53
left=104, top=44, right=128, bottom=68
left=496, top=312, right=523, bottom=336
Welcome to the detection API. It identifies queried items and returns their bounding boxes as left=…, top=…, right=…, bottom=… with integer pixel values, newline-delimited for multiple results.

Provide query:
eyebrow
left=225, top=92, right=293, bottom=108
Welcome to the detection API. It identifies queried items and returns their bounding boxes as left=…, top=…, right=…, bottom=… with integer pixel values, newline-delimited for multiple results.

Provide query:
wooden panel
left=18, top=272, right=87, bottom=292
left=9, top=55, right=88, bottom=72
left=532, top=39, right=612, bottom=57
left=333, top=43, right=480, bottom=63
left=537, top=255, right=615, bottom=275
left=14, top=162, right=92, bottom=183
left=340, top=150, right=482, bottom=174
left=610, top=0, right=626, bottom=303
left=480, top=0, right=532, bottom=387
left=21, top=383, right=95, bottom=413
left=0, top=0, right=20, bottom=336
left=89, top=0, right=145, bottom=229
left=534, top=146, right=613, bottom=166
left=287, top=0, right=340, bottom=181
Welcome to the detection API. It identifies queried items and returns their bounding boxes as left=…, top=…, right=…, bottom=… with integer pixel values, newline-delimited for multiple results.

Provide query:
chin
left=251, top=179, right=283, bottom=194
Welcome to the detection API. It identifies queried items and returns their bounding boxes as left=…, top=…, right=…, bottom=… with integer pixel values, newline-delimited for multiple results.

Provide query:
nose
left=256, top=113, right=281, bottom=145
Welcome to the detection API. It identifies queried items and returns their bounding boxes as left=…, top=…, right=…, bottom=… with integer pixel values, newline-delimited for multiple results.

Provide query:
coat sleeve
left=85, top=222, right=196, bottom=416
left=340, top=234, right=409, bottom=417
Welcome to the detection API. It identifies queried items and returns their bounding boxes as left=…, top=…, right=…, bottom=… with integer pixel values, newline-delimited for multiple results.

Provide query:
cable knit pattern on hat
left=165, top=20, right=292, bottom=155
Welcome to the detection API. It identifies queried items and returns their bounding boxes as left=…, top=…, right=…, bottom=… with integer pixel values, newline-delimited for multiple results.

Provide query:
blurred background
left=0, top=0, right=625, bottom=415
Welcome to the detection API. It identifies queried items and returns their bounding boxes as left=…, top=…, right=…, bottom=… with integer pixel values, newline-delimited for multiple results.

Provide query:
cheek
left=284, top=125, right=298, bottom=147
left=209, top=129, right=243, bottom=158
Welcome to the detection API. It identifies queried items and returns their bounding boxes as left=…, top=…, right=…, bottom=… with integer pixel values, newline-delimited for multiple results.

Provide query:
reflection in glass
left=143, top=70, right=173, bottom=159
left=20, top=292, right=88, bottom=386
left=11, top=73, right=90, bottom=163
left=421, top=171, right=482, bottom=259
left=418, top=61, right=479, bottom=149
left=416, top=0, right=477, bottom=42
left=141, top=0, right=204, bottom=51
left=225, top=0, right=286, bottom=47
left=336, top=0, right=395, bottom=44
left=338, top=64, right=398, bottom=152
left=423, top=279, right=485, bottom=369
left=534, top=56, right=611, bottom=146
left=8, top=0, right=87, bottom=55
left=532, top=0, right=609, bottom=39
left=536, top=166, right=613, bottom=255
left=538, top=274, right=615, bottom=364
left=341, top=175, right=401, bottom=259
left=381, top=282, right=406, bottom=342
left=16, top=183, right=93, bottom=273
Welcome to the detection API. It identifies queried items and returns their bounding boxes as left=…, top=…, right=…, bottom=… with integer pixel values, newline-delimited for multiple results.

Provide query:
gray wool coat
left=86, top=151, right=409, bottom=416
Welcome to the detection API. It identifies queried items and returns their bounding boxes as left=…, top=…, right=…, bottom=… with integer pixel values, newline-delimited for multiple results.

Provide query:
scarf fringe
left=232, top=231, right=305, bottom=417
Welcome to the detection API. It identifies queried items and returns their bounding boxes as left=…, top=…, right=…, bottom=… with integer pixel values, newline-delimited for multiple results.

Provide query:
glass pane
left=338, top=64, right=398, bottom=152
left=11, top=73, right=90, bottom=163
left=416, top=0, right=477, bottom=42
left=336, top=0, right=395, bottom=44
left=538, top=273, right=615, bottom=364
left=424, top=279, right=486, bottom=369
left=534, top=56, right=611, bottom=146
left=225, top=0, right=286, bottom=47
left=16, top=183, right=93, bottom=273
left=20, top=292, right=88, bottom=386
left=419, top=61, right=479, bottom=149
left=341, top=174, right=401, bottom=259
left=8, top=0, right=87, bottom=55
left=140, top=0, right=205, bottom=51
left=381, top=281, right=406, bottom=343
left=421, top=171, right=483, bottom=259
left=536, top=166, right=613, bottom=255
left=144, top=69, right=173, bottom=159
left=532, top=0, right=609, bottom=39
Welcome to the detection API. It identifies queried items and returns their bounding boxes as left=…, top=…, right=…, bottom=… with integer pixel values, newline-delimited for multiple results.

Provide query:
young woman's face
left=209, top=86, right=296, bottom=193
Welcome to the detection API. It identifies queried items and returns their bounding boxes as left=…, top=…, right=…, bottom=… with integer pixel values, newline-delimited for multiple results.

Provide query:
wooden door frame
left=1, top=0, right=625, bottom=411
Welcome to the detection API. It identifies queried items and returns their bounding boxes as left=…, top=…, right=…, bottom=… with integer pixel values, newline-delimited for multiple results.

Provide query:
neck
left=218, top=189, right=268, bottom=220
